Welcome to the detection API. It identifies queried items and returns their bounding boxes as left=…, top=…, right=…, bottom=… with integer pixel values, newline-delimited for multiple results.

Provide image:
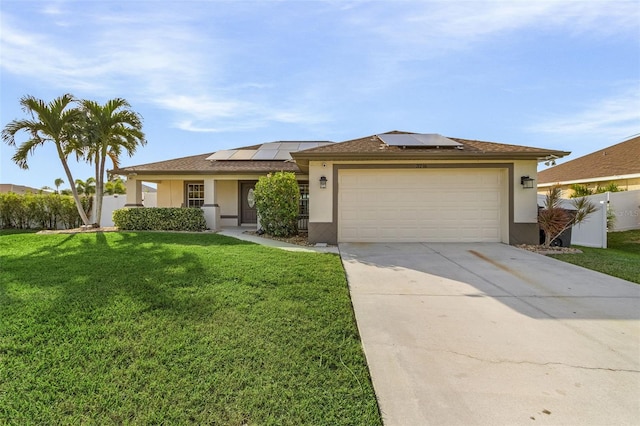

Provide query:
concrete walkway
left=218, top=227, right=339, bottom=254
left=339, top=242, right=640, bottom=426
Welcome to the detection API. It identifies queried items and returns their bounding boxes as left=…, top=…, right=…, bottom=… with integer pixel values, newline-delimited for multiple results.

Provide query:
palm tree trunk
left=57, top=144, right=90, bottom=226
left=95, top=154, right=106, bottom=227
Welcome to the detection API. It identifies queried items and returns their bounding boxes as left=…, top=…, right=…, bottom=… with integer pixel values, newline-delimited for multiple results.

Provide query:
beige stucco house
left=538, top=135, right=640, bottom=198
left=115, top=131, right=568, bottom=245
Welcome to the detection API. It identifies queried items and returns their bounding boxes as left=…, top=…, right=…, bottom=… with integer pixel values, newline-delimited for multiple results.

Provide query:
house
left=113, top=140, right=333, bottom=229
left=0, top=184, right=47, bottom=194
left=538, top=135, right=640, bottom=197
left=115, top=131, right=569, bottom=245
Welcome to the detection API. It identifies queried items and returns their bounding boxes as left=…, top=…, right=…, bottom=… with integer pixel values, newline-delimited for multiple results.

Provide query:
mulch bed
left=245, top=231, right=314, bottom=246
left=516, top=244, right=582, bottom=255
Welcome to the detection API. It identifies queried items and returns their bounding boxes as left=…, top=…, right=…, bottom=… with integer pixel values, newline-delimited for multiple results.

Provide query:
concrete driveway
left=339, top=243, right=640, bottom=426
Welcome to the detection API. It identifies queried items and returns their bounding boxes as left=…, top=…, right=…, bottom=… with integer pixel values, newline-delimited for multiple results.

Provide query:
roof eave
left=291, top=150, right=570, bottom=161
left=110, top=168, right=304, bottom=176
left=538, top=172, right=640, bottom=187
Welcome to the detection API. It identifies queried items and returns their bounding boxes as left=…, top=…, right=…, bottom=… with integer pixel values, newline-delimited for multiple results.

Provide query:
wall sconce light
left=520, top=176, right=535, bottom=189
left=319, top=175, right=328, bottom=189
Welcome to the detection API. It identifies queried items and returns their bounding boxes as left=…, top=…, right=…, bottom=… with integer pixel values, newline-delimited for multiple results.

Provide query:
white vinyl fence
left=538, top=189, right=640, bottom=249
left=609, top=190, right=640, bottom=232
left=92, top=192, right=157, bottom=227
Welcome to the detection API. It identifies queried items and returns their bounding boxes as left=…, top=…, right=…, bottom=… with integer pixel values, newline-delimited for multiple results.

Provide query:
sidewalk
left=218, top=227, right=339, bottom=254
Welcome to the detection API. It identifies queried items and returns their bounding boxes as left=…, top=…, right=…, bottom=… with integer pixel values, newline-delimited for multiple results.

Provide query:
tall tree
left=54, top=178, right=64, bottom=194
left=75, top=177, right=96, bottom=196
left=105, top=177, right=126, bottom=195
left=1, top=94, right=91, bottom=226
left=80, top=98, right=145, bottom=226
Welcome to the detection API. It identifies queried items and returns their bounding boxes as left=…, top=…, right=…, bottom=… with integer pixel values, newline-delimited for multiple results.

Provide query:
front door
left=240, top=182, right=257, bottom=224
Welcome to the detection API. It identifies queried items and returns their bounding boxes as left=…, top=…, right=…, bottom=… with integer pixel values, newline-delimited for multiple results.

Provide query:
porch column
left=125, top=176, right=143, bottom=207
left=202, top=178, right=221, bottom=231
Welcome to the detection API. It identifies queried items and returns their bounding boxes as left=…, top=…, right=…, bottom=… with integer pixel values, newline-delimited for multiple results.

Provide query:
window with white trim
left=186, top=182, right=205, bottom=207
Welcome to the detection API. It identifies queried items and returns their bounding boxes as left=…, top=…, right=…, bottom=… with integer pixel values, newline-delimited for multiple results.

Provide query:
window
left=186, top=182, right=205, bottom=207
left=298, top=183, right=309, bottom=231
left=299, top=183, right=309, bottom=216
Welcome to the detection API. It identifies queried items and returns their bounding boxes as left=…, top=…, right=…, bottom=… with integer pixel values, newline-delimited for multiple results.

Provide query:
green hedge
left=113, top=207, right=207, bottom=231
left=0, top=192, right=88, bottom=229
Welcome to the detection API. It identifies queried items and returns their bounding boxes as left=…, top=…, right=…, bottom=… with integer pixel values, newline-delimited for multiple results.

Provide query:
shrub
left=570, top=184, right=593, bottom=198
left=538, top=186, right=597, bottom=247
left=0, top=192, right=84, bottom=229
left=253, top=171, right=300, bottom=237
left=570, top=182, right=625, bottom=198
left=113, top=207, right=206, bottom=231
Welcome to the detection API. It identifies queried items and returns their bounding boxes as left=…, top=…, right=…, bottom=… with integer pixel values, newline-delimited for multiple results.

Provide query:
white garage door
left=338, top=168, right=503, bottom=243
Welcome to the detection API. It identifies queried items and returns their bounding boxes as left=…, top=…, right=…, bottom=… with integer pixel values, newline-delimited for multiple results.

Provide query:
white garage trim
left=338, top=168, right=505, bottom=243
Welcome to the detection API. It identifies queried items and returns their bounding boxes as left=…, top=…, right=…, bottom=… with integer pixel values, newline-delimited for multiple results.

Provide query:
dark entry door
left=240, top=182, right=257, bottom=224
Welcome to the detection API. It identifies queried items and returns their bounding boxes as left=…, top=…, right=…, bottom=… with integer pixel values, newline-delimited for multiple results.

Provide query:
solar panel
left=274, top=150, right=294, bottom=160
left=278, top=142, right=303, bottom=150
left=252, top=149, right=279, bottom=160
left=229, top=150, right=258, bottom=160
left=206, top=150, right=236, bottom=160
left=378, top=133, right=462, bottom=148
left=207, top=141, right=334, bottom=161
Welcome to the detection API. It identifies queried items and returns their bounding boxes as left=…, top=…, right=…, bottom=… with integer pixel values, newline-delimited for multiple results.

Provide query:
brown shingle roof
left=114, top=132, right=571, bottom=176
left=538, top=135, right=640, bottom=184
left=113, top=152, right=300, bottom=175
left=292, top=131, right=569, bottom=161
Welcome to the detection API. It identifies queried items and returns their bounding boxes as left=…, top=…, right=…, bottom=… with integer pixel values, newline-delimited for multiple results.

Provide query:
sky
left=1, top=0, right=639, bottom=190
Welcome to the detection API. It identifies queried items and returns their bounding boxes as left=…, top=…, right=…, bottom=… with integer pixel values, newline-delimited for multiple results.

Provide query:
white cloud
left=528, top=88, right=640, bottom=141
left=347, top=0, right=639, bottom=58
left=1, top=1, right=637, bottom=135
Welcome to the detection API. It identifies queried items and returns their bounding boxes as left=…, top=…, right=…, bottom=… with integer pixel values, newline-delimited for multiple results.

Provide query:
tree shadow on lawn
left=1, top=231, right=381, bottom=425
left=1, top=231, right=258, bottom=318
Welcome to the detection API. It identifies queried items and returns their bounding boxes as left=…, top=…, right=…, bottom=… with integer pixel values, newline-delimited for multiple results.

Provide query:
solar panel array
left=206, top=141, right=332, bottom=161
left=378, top=133, right=463, bottom=148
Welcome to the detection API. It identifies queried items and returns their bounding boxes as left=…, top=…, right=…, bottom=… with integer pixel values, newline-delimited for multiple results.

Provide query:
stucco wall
left=309, top=161, right=334, bottom=223
left=512, top=160, right=539, bottom=223
left=216, top=180, right=238, bottom=226
left=157, top=180, right=184, bottom=207
left=142, top=174, right=309, bottom=227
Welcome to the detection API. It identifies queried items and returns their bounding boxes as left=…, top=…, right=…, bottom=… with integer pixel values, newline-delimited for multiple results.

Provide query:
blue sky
left=1, top=0, right=639, bottom=190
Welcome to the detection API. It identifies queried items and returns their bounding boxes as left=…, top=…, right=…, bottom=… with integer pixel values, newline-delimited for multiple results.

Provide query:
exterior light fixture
left=319, top=175, right=328, bottom=189
left=520, top=176, right=534, bottom=189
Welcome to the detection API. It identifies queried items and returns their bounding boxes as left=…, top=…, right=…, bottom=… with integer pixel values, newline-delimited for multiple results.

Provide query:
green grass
left=0, top=231, right=381, bottom=425
left=549, top=229, right=640, bottom=284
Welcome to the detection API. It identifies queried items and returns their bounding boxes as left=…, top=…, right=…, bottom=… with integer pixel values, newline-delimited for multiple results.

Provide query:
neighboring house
left=141, top=184, right=157, bottom=193
left=114, top=131, right=568, bottom=245
left=0, top=184, right=46, bottom=194
left=538, top=135, right=640, bottom=197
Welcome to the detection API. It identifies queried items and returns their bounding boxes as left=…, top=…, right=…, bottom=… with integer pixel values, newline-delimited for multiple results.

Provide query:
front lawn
left=549, top=229, right=640, bottom=284
left=0, top=231, right=381, bottom=425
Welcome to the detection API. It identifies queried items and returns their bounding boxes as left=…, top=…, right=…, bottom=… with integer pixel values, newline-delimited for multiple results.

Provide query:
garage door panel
left=338, top=168, right=503, bottom=243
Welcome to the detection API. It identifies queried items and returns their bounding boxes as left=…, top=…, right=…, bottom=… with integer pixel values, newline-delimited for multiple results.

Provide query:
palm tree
left=79, top=98, right=145, bottom=226
left=2, top=94, right=91, bottom=226
left=105, top=177, right=126, bottom=195
left=75, top=177, right=96, bottom=196
left=54, top=178, right=64, bottom=194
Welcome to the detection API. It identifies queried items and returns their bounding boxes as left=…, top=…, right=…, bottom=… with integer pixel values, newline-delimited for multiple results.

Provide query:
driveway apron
left=339, top=242, right=640, bottom=426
